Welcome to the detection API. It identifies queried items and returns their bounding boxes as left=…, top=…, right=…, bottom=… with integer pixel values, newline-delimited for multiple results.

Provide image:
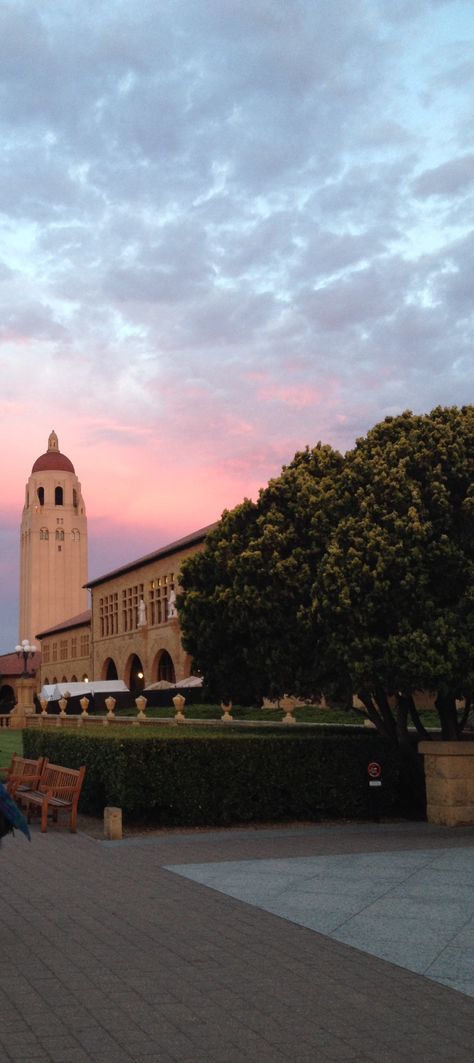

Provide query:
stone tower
left=19, top=431, right=88, bottom=642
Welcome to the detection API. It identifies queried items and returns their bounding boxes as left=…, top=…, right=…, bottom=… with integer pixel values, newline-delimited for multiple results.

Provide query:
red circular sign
left=368, top=761, right=382, bottom=779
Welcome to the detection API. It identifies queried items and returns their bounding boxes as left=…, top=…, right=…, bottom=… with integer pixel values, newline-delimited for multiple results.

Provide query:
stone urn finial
left=221, top=700, right=233, bottom=722
left=135, top=695, right=147, bottom=721
left=173, top=693, right=186, bottom=722
left=281, top=694, right=296, bottom=724
left=105, top=696, right=116, bottom=720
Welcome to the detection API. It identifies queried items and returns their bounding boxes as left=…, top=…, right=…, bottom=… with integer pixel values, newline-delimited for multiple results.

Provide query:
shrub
left=23, top=728, right=403, bottom=825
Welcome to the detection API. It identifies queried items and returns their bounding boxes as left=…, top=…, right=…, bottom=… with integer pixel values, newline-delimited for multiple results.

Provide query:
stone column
left=419, top=741, right=474, bottom=826
left=9, top=678, right=37, bottom=729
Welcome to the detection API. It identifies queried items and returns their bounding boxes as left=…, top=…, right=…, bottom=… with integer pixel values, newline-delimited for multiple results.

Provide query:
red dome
left=31, top=432, right=76, bottom=475
left=32, top=451, right=75, bottom=474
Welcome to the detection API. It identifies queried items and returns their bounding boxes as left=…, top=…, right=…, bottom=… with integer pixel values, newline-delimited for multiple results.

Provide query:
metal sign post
left=367, top=761, right=383, bottom=822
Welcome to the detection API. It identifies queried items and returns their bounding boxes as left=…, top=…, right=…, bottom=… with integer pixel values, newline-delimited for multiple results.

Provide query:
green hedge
left=23, top=728, right=401, bottom=826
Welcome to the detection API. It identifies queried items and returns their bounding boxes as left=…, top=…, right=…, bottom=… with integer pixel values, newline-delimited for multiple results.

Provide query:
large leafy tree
left=179, top=405, right=474, bottom=767
left=313, top=406, right=474, bottom=746
left=178, top=443, right=343, bottom=703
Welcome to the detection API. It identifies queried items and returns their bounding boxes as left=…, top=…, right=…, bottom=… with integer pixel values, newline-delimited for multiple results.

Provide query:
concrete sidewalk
left=2, top=821, right=474, bottom=1062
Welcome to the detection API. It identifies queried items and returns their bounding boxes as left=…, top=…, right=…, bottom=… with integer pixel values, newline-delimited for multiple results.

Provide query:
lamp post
left=15, top=639, right=37, bottom=677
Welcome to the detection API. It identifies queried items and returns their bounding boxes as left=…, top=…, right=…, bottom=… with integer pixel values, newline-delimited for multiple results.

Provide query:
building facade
left=35, top=526, right=214, bottom=693
left=19, top=430, right=88, bottom=643
left=36, top=611, right=92, bottom=688
left=86, top=527, right=214, bottom=690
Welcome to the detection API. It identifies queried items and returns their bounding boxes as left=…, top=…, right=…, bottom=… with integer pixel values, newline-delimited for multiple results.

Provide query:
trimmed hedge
left=23, top=728, right=402, bottom=826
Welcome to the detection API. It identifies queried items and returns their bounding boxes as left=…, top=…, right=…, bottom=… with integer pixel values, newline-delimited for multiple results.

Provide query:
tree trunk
left=435, top=691, right=460, bottom=740
left=398, top=693, right=432, bottom=741
left=359, top=689, right=426, bottom=818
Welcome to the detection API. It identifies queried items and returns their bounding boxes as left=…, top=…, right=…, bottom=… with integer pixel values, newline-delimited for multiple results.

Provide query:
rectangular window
left=52, top=642, right=57, bottom=662
left=60, top=640, right=68, bottom=661
left=122, top=584, right=143, bottom=631
left=100, top=593, right=119, bottom=637
left=148, top=575, right=176, bottom=625
left=71, top=637, right=77, bottom=659
left=80, top=634, right=90, bottom=657
left=42, top=643, right=50, bottom=665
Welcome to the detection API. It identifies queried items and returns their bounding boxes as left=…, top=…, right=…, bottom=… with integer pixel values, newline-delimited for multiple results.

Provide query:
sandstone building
left=0, top=432, right=214, bottom=709
left=36, top=527, right=214, bottom=692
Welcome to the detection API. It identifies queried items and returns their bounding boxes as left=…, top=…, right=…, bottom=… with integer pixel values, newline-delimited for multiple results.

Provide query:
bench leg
left=70, top=805, right=78, bottom=832
left=41, top=800, right=49, bottom=833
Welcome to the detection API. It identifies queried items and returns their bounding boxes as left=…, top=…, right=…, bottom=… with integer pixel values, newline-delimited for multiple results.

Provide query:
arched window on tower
left=73, top=488, right=78, bottom=508
left=40, top=527, right=49, bottom=541
left=37, top=486, right=44, bottom=506
left=55, top=529, right=64, bottom=541
left=71, top=529, right=80, bottom=542
left=55, top=486, right=63, bottom=506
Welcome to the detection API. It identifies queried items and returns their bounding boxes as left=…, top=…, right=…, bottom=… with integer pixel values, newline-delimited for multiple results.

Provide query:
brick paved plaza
left=1, top=821, right=474, bottom=1062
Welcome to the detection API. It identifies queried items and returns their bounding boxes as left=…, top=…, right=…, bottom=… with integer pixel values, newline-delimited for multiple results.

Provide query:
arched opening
left=103, top=658, right=118, bottom=681
left=82, top=674, right=89, bottom=683
left=71, top=675, right=77, bottom=682
left=37, top=486, right=44, bottom=506
left=44, top=677, right=50, bottom=686
left=127, top=654, right=145, bottom=692
left=40, top=527, right=49, bottom=540
left=157, top=650, right=176, bottom=685
left=55, top=486, right=63, bottom=505
left=61, top=676, right=67, bottom=683
left=0, top=684, right=15, bottom=713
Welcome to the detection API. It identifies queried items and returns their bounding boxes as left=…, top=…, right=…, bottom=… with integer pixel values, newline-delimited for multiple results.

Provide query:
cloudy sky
left=0, top=0, right=473, bottom=652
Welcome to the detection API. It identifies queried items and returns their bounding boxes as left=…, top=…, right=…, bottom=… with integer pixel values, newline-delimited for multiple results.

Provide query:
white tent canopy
left=175, top=676, right=203, bottom=688
left=144, top=680, right=174, bottom=690
left=144, top=676, right=203, bottom=691
left=40, top=680, right=129, bottom=700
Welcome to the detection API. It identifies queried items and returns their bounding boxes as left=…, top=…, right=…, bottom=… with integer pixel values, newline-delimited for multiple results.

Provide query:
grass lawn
left=115, top=702, right=443, bottom=729
left=0, top=729, right=23, bottom=770
left=115, top=702, right=366, bottom=725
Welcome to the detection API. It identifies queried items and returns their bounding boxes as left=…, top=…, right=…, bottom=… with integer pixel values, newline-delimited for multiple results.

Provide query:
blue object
left=0, top=781, right=31, bottom=841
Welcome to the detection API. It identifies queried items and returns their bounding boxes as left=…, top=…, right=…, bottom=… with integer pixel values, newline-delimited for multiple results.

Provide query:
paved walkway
left=2, top=821, right=474, bottom=1062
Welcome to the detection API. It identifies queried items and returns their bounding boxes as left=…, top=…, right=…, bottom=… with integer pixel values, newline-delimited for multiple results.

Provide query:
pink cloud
left=258, top=382, right=323, bottom=407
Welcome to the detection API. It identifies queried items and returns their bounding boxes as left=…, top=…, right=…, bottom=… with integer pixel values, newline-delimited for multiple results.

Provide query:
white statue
left=168, top=589, right=177, bottom=619
left=138, top=598, right=147, bottom=627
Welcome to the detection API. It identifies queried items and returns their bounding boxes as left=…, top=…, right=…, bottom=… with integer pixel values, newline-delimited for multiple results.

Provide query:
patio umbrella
left=0, top=781, right=31, bottom=841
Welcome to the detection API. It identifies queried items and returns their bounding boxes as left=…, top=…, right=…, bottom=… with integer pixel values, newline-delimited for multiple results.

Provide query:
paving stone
left=2, top=822, right=474, bottom=1063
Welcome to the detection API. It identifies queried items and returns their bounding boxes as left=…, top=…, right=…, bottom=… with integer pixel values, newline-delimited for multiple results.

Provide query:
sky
left=0, top=0, right=473, bottom=653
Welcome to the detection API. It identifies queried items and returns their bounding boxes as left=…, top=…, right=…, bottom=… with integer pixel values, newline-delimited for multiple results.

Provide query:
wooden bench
left=1, top=755, right=46, bottom=798
left=19, top=762, right=86, bottom=833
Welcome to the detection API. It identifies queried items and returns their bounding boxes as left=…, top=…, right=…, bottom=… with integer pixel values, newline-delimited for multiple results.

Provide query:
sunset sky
left=1, top=0, right=473, bottom=652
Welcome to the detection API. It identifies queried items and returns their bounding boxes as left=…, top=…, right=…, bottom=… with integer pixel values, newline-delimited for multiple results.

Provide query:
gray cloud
left=413, top=154, right=474, bottom=198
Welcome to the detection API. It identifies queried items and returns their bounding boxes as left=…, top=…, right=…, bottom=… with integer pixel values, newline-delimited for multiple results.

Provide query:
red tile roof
left=0, top=651, right=41, bottom=676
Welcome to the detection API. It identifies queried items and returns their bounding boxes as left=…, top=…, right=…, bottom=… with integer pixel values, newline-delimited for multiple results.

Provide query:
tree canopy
left=178, top=406, right=474, bottom=745
left=178, top=442, right=343, bottom=704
